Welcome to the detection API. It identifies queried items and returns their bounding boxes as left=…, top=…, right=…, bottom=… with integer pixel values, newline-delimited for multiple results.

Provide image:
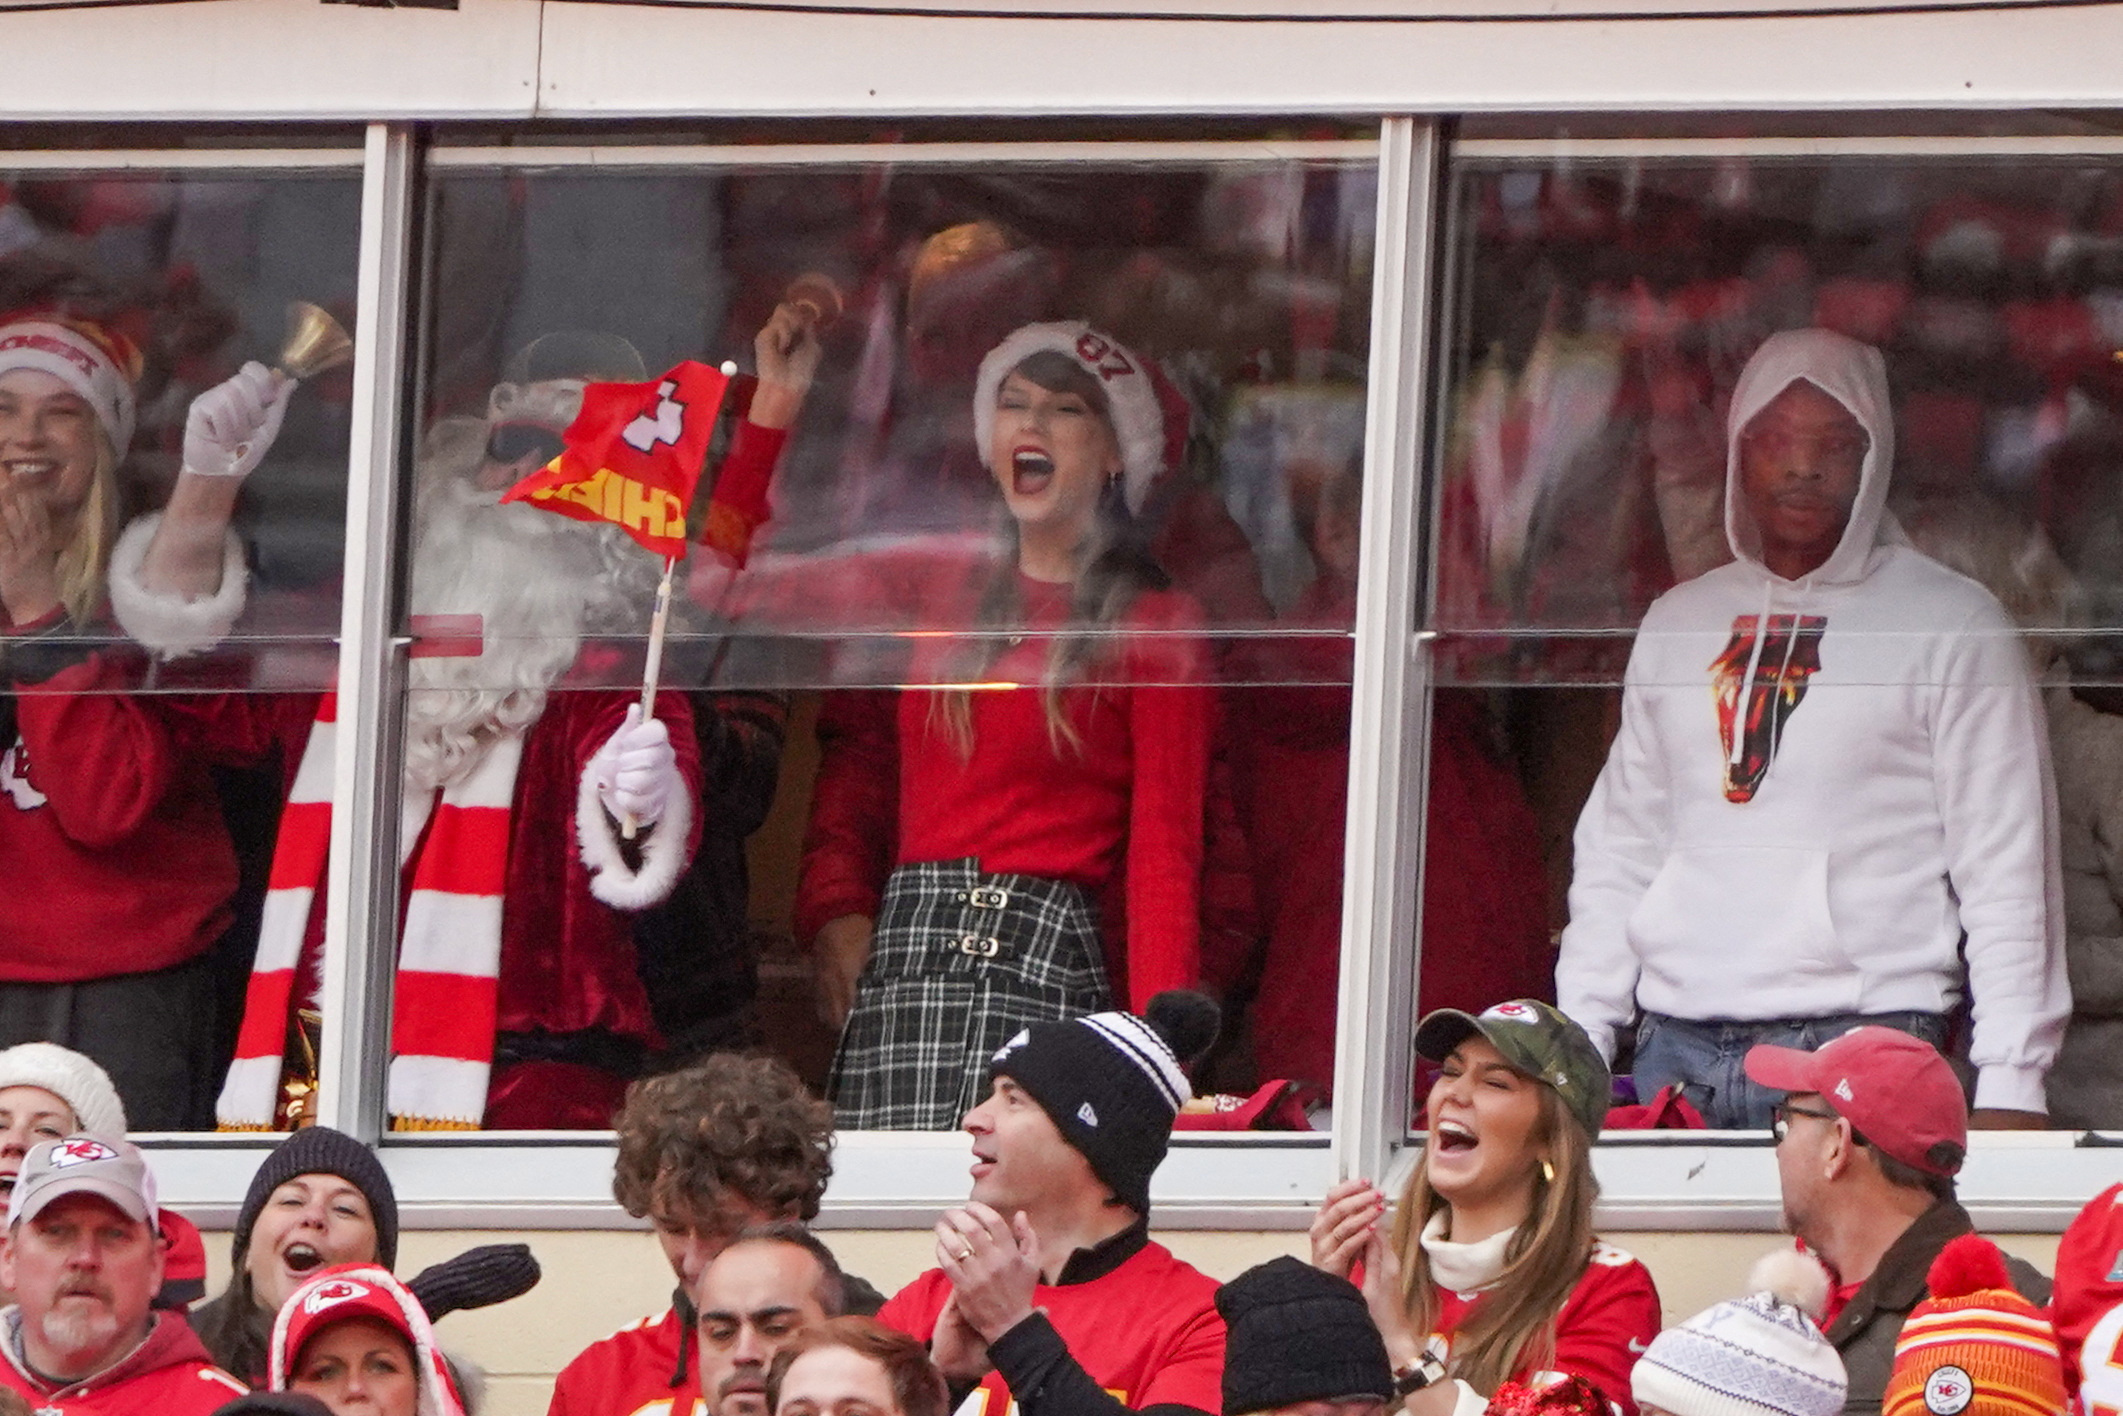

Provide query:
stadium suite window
left=1429, top=145, right=2123, bottom=1136
left=0, top=162, right=360, bottom=1137
left=278, top=149, right=1382, bottom=1141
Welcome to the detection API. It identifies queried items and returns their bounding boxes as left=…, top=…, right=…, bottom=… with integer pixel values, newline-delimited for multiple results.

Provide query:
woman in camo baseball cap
left=1307, top=1001, right=1660, bottom=1416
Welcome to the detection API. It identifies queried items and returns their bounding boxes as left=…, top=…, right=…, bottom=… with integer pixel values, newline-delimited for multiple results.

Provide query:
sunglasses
left=485, top=422, right=567, bottom=467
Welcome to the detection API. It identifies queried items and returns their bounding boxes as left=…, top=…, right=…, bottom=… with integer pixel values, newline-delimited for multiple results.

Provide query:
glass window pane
left=1435, top=148, right=2107, bottom=1130
left=0, top=166, right=360, bottom=1132
left=374, top=149, right=1374, bottom=1131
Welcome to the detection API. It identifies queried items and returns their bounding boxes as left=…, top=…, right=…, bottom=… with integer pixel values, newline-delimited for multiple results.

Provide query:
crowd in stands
left=0, top=996, right=2117, bottom=1416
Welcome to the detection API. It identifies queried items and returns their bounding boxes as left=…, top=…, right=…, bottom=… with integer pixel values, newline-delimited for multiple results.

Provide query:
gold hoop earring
left=1540, top=1159, right=1556, bottom=1185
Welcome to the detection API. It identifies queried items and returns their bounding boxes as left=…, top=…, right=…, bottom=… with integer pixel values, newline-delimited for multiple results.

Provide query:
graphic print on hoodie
left=1710, top=613, right=1827, bottom=802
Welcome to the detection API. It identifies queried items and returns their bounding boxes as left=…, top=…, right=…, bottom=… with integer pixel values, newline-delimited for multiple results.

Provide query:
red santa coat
left=205, top=678, right=701, bottom=1128
left=0, top=1310, right=247, bottom=1416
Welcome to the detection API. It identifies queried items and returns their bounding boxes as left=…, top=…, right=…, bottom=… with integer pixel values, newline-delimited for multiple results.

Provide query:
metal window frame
left=15, top=118, right=2119, bottom=1235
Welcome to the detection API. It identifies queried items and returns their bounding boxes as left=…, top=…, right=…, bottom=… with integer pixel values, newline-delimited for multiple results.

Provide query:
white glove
left=593, top=704, right=678, bottom=827
left=183, top=361, right=295, bottom=479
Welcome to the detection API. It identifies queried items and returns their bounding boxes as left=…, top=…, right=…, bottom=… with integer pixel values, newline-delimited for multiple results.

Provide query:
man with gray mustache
left=0, top=1137, right=243, bottom=1414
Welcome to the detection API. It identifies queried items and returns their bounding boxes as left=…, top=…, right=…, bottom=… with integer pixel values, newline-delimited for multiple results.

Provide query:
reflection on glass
left=0, top=170, right=358, bottom=1131
left=1442, top=154, right=2105, bottom=1131
left=389, top=156, right=1374, bottom=1129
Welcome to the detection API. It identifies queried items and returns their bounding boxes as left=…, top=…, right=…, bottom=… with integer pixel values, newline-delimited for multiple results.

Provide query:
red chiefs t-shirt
left=879, top=1240, right=1224, bottom=1416
left=1429, top=1241, right=1663, bottom=1416
left=549, top=1306, right=702, bottom=1416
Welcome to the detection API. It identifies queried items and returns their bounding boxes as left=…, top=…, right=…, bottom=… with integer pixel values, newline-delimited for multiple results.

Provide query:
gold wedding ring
left=953, top=1243, right=974, bottom=1261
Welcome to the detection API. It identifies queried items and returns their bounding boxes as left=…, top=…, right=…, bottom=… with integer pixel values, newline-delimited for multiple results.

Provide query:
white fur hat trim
left=972, top=321, right=1165, bottom=516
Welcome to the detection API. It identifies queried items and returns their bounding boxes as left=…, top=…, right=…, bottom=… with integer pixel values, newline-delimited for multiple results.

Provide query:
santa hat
left=972, top=321, right=1165, bottom=516
left=1884, top=1235, right=2066, bottom=1416
left=0, top=315, right=140, bottom=450
left=1632, top=1249, right=1847, bottom=1416
left=0, top=1042, right=126, bottom=1139
left=270, top=1264, right=465, bottom=1416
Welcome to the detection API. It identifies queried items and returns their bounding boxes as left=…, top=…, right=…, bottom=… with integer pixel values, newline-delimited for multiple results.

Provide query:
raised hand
left=1308, top=1176, right=1386, bottom=1278
left=937, top=1202, right=1042, bottom=1344
left=748, top=300, right=825, bottom=432
left=183, top=362, right=295, bottom=480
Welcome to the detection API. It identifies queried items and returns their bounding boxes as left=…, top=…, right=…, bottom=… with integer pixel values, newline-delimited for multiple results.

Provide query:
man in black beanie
left=877, top=1004, right=1226, bottom=1416
left=1215, top=1258, right=1392, bottom=1416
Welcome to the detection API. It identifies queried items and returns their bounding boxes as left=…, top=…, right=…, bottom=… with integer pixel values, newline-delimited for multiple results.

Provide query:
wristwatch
left=1392, top=1353, right=1447, bottom=1397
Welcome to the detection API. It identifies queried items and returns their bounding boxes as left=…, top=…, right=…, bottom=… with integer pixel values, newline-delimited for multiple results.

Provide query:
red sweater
left=1, top=617, right=244, bottom=982
left=1429, top=1242, right=1663, bottom=1416
left=800, top=577, right=1211, bottom=1008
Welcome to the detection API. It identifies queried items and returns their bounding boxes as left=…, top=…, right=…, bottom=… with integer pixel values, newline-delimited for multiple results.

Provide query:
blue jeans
left=1631, top=1010, right=1951, bottom=1131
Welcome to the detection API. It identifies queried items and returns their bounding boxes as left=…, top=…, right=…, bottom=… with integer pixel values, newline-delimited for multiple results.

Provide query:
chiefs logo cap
left=304, top=1278, right=373, bottom=1314
left=6, top=1134, right=156, bottom=1230
left=1413, top=999, right=1612, bottom=1142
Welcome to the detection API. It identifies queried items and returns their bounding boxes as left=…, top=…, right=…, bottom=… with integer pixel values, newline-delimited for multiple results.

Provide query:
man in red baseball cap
left=1744, top=1028, right=2050, bottom=1414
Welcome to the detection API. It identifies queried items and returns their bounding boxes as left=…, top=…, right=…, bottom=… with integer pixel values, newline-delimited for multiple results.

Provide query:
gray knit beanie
left=1632, top=1250, right=1847, bottom=1416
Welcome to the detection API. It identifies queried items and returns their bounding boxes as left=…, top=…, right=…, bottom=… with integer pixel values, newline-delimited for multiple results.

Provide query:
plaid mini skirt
left=827, top=857, right=1113, bottom=1131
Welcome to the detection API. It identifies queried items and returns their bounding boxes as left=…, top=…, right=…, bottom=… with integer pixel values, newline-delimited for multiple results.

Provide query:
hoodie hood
left=1724, top=327, right=1898, bottom=587
left=270, top=1264, right=465, bottom=1416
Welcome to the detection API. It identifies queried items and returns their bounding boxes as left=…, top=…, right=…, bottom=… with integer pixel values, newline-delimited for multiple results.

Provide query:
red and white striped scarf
left=216, top=693, right=523, bottom=1131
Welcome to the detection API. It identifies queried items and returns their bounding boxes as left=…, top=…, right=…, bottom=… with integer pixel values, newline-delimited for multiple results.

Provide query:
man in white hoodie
left=1556, top=327, right=2066, bottom=1132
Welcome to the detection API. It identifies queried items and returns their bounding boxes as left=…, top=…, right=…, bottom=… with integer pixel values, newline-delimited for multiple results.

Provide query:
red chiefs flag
left=500, top=360, right=732, bottom=559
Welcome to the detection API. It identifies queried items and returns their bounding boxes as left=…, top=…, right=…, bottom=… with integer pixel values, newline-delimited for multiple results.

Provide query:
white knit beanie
left=1632, top=1250, right=1847, bottom=1416
left=0, top=319, right=138, bottom=451
left=0, top=1043, right=128, bottom=1139
left=971, top=320, right=1166, bottom=516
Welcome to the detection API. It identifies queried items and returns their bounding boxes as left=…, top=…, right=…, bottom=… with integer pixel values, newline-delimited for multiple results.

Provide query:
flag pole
left=622, top=552, right=679, bottom=842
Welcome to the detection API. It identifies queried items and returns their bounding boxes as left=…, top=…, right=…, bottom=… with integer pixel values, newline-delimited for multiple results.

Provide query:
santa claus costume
left=143, top=365, right=707, bottom=1131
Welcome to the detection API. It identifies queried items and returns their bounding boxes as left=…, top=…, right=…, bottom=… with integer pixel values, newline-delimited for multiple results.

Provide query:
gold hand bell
left=230, top=302, right=354, bottom=463
left=277, top=299, right=354, bottom=380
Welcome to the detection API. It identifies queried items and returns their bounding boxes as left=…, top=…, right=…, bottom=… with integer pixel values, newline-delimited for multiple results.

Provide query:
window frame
left=19, top=116, right=2118, bottom=1236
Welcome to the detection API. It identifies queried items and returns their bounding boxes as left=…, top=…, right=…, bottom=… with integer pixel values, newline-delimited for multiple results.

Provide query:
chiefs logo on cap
left=1923, top=1365, right=1974, bottom=1415
left=303, top=1279, right=372, bottom=1315
left=1486, top=1002, right=1537, bottom=1022
left=50, top=1139, right=117, bottom=1168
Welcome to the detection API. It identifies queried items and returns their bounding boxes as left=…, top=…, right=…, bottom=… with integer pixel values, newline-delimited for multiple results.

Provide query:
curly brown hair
left=612, top=1054, right=835, bottom=1223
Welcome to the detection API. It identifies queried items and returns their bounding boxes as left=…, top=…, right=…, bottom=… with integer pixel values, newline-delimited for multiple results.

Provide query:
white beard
left=36, top=1296, right=122, bottom=1366
left=402, top=449, right=653, bottom=793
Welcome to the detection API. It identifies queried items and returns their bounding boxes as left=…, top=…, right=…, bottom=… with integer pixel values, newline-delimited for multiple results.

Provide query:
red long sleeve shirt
left=802, top=576, right=1212, bottom=1010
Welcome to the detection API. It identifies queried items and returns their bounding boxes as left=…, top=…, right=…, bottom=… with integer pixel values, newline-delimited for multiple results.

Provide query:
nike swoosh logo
left=1627, top=1339, right=1649, bottom=1354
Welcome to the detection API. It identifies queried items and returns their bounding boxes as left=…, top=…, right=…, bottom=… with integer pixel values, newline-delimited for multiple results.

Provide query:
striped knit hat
left=989, top=1002, right=1198, bottom=1214
left=1884, top=1235, right=2065, bottom=1416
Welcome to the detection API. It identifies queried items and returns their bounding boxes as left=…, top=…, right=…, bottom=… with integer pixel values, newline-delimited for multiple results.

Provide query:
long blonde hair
left=55, top=433, right=120, bottom=627
left=1390, top=1087, right=1599, bottom=1396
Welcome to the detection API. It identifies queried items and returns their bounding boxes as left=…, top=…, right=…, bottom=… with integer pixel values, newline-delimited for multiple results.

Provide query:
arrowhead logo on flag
left=501, top=360, right=733, bottom=559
